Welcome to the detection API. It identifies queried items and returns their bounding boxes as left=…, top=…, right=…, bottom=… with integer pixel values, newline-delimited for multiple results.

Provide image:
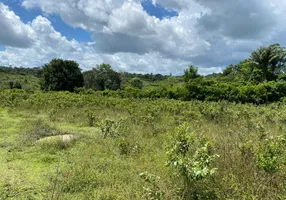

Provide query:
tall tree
left=183, top=65, right=200, bottom=82
left=249, top=44, right=286, bottom=81
left=83, top=63, right=121, bottom=91
left=41, top=59, right=84, bottom=92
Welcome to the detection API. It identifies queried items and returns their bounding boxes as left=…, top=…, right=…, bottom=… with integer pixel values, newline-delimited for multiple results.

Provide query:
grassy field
left=1, top=90, right=286, bottom=199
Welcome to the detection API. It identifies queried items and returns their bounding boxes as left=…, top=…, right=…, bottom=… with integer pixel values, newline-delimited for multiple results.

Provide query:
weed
left=139, top=172, right=164, bottom=200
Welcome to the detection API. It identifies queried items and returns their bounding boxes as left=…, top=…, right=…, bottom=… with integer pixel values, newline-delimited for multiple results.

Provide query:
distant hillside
left=0, top=66, right=41, bottom=91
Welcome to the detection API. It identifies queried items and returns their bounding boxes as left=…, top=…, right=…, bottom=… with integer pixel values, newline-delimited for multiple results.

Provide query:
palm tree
left=249, top=44, right=286, bottom=81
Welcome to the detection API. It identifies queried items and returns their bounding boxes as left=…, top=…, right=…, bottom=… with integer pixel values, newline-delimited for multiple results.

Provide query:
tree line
left=2, top=43, right=286, bottom=104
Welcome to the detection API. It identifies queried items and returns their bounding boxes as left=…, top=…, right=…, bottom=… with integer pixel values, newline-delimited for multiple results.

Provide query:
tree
left=249, top=44, right=286, bottom=81
left=183, top=65, right=200, bottom=82
left=83, top=63, right=121, bottom=91
left=129, top=77, right=143, bottom=89
left=41, top=59, right=84, bottom=92
left=9, top=80, right=22, bottom=89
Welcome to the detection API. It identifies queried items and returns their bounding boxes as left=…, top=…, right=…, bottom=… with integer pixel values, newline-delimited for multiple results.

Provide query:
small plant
left=48, top=108, right=58, bottom=121
left=117, top=138, right=130, bottom=155
left=139, top=172, right=164, bottom=200
left=98, top=118, right=128, bottom=138
left=256, top=135, right=286, bottom=173
left=9, top=80, right=22, bottom=89
left=117, top=139, right=141, bottom=156
left=166, top=123, right=219, bottom=198
left=85, top=109, right=97, bottom=126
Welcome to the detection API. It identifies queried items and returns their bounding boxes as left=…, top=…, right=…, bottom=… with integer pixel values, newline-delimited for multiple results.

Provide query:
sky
left=0, top=0, right=285, bottom=75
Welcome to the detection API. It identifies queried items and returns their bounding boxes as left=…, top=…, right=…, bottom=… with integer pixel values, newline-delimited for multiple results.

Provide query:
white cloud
left=97, top=1, right=210, bottom=59
left=0, top=3, right=36, bottom=48
left=21, top=0, right=210, bottom=58
left=0, top=0, right=285, bottom=75
left=0, top=4, right=190, bottom=75
left=22, top=0, right=128, bottom=31
left=106, top=1, right=157, bottom=36
left=0, top=15, right=83, bottom=67
left=195, top=0, right=277, bottom=40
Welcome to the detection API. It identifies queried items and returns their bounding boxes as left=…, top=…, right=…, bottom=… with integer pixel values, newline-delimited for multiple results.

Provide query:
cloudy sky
left=0, top=0, right=285, bottom=75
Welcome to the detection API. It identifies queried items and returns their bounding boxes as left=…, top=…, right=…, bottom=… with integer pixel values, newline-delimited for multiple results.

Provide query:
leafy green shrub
left=98, top=118, right=128, bottom=138
left=85, top=109, right=97, bottom=127
left=117, top=138, right=130, bottom=155
left=166, top=123, right=219, bottom=198
left=9, top=80, right=22, bottom=89
left=130, top=77, right=143, bottom=89
left=139, top=172, right=164, bottom=200
left=256, top=135, right=286, bottom=173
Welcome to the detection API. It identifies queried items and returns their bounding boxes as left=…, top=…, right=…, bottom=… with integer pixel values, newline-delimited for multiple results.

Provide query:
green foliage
left=83, top=63, right=121, bottom=91
left=166, top=123, right=219, bottom=198
left=85, top=109, right=97, bottom=127
left=0, top=66, right=42, bottom=77
left=117, top=138, right=130, bottom=155
left=20, top=119, right=59, bottom=146
left=167, top=124, right=218, bottom=181
left=41, top=58, right=84, bottom=92
left=2, top=91, right=286, bottom=198
left=98, top=118, right=128, bottom=138
left=130, top=77, right=143, bottom=89
left=9, top=80, right=22, bottom=89
left=249, top=44, right=286, bottom=81
left=122, top=72, right=169, bottom=82
left=184, top=78, right=286, bottom=103
left=0, top=72, right=40, bottom=91
left=183, top=65, right=200, bottom=82
left=139, top=172, right=164, bottom=200
left=3, top=44, right=286, bottom=200
left=221, top=44, right=286, bottom=83
left=256, top=135, right=286, bottom=173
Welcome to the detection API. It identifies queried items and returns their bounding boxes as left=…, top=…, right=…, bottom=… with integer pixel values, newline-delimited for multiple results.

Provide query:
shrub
left=166, top=123, right=219, bottom=198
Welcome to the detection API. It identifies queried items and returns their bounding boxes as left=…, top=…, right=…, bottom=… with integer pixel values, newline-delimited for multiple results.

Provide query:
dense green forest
left=1, top=44, right=286, bottom=199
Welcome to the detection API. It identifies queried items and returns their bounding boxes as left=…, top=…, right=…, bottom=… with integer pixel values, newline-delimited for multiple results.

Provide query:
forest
left=0, top=44, right=286, bottom=199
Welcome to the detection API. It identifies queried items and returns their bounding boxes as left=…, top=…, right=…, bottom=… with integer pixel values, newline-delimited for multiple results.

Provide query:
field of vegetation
left=1, top=44, right=286, bottom=199
left=0, top=90, right=286, bottom=199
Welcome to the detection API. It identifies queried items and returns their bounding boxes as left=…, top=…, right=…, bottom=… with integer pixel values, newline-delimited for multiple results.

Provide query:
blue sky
left=0, top=0, right=285, bottom=74
left=142, top=0, right=178, bottom=20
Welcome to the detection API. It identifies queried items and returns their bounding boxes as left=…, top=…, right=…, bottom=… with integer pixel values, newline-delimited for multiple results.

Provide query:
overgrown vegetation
left=0, top=90, right=286, bottom=199
left=1, top=43, right=286, bottom=199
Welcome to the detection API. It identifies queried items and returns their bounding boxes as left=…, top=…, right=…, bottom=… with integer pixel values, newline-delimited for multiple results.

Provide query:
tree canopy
left=248, top=44, right=286, bottom=81
left=183, top=65, right=200, bottom=82
left=83, top=63, right=121, bottom=91
left=41, top=59, right=84, bottom=92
